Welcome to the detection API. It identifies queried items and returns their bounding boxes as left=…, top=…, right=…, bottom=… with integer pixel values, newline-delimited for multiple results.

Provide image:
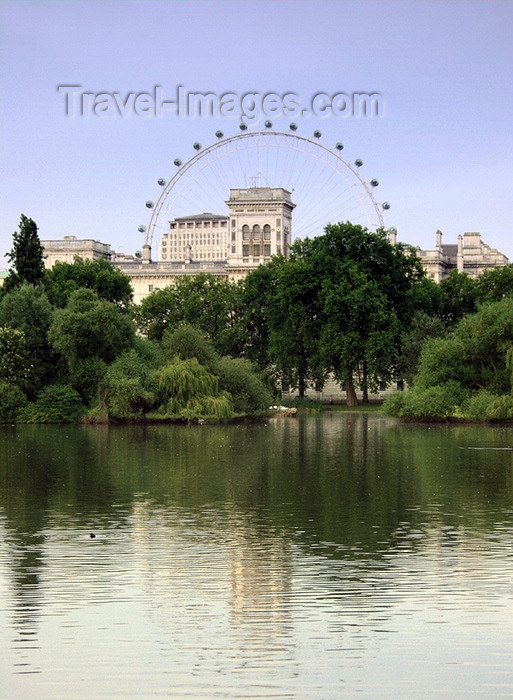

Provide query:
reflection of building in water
left=129, top=500, right=294, bottom=649
left=228, top=524, right=293, bottom=635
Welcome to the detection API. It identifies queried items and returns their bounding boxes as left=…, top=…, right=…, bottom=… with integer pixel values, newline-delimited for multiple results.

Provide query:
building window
left=231, top=219, right=235, bottom=227
left=149, top=285, right=154, bottom=292
left=263, top=224, right=271, bottom=240
left=243, top=244, right=250, bottom=257
left=276, top=218, right=281, bottom=227
left=242, top=225, right=250, bottom=241
left=252, top=224, right=261, bottom=240
left=264, top=244, right=271, bottom=256
left=253, top=244, right=260, bottom=257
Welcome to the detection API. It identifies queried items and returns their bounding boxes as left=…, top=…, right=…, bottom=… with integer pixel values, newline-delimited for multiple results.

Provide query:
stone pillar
left=457, top=235, right=464, bottom=272
left=436, top=229, right=442, bottom=251
left=142, top=244, right=151, bottom=264
left=389, top=228, right=397, bottom=245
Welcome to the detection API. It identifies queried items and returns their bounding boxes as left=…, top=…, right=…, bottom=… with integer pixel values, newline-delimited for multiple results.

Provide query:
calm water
left=0, top=413, right=512, bottom=699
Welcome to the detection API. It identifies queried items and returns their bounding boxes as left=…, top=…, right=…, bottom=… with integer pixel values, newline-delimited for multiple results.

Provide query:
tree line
left=2, top=214, right=513, bottom=422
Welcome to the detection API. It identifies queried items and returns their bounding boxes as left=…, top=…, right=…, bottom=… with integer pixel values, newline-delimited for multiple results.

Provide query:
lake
left=0, top=413, right=512, bottom=698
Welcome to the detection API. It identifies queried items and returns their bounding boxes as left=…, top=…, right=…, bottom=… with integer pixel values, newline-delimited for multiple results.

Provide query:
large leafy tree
left=134, top=273, right=244, bottom=356
left=49, top=288, right=136, bottom=400
left=0, top=283, right=56, bottom=396
left=266, top=257, right=323, bottom=398
left=291, top=223, right=425, bottom=403
left=44, top=257, right=133, bottom=311
left=475, top=264, right=513, bottom=304
left=2, top=215, right=45, bottom=294
left=437, top=270, right=478, bottom=327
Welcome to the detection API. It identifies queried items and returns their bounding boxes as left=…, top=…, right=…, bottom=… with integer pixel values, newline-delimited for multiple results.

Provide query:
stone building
left=38, top=186, right=509, bottom=303
left=40, top=235, right=114, bottom=268
left=417, top=230, right=509, bottom=282
left=159, top=213, right=229, bottom=262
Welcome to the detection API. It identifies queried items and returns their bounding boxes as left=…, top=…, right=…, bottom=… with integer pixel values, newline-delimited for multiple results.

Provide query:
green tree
left=44, top=257, right=133, bottom=310
left=0, top=327, right=32, bottom=389
left=0, top=382, right=28, bottom=422
left=49, top=289, right=136, bottom=400
left=266, top=257, right=323, bottom=398
left=384, top=297, right=513, bottom=420
left=291, top=223, right=425, bottom=404
left=0, top=283, right=55, bottom=394
left=98, top=349, right=158, bottom=420
left=437, top=270, right=478, bottom=327
left=240, top=255, right=284, bottom=370
left=475, top=265, right=513, bottom=304
left=396, top=311, right=446, bottom=385
left=134, top=273, right=244, bottom=356
left=3, top=215, right=46, bottom=293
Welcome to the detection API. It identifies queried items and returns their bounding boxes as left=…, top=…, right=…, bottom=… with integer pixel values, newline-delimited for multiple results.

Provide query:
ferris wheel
left=139, top=122, right=390, bottom=252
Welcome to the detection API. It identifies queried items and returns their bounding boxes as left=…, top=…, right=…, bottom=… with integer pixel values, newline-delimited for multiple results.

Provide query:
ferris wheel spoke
left=142, top=127, right=386, bottom=251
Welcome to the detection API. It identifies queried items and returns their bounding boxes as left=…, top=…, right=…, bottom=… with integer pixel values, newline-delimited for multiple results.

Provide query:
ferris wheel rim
left=142, top=126, right=387, bottom=249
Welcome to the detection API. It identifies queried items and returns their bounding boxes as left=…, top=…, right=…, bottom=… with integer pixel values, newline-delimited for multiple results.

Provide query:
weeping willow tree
left=158, top=357, right=234, bottom=419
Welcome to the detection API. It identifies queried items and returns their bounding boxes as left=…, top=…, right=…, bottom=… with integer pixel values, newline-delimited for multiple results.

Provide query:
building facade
left=41, top=235, right=114, bottom=268
left=159, top=213, right=229, bottom=262
left=418, top=230, right=509, bottom=282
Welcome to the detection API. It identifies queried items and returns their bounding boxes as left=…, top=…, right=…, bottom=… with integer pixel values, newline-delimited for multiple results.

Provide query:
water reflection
left=0, top=416, right=512, bottom=697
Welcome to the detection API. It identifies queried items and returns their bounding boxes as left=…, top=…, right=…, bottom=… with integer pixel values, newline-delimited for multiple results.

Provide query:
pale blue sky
left=1, top=0, right=512, bottom=261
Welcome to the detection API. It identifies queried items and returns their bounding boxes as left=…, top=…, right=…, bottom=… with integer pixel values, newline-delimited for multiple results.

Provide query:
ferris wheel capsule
left=142, top=128, right=386, bottom=249
left=157, top=178, right=166, bottom=186
left=370, top=179, right=379, bottom=187
left=239, top=122, right=248, bottom=131
left=138, top=225, right=146, bottom=233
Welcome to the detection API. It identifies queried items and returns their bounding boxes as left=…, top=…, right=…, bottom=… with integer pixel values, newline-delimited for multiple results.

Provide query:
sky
left=1, top=0, right=512, bottom=264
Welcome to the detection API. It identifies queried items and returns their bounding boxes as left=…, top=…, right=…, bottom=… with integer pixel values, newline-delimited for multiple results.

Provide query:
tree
left=396, top=311, right=446, bottom=385
left=0, top=327, right=32, bottom=390
left=49, top=289, right=136, bottom=400
left=2, top=215, right=45, bottom=293
left=291, top=223, right=426, bottom=404
left=134, top=273, right=244, bottom=356
left=266, top=257, right=323, bottom=398
left=475, top=265, right=513, bottom=304
left=98, top=350, right=158, bottom=420
left=414, top=297, right=513, bottom=395
left=437, top=270, right=478, bottom=327
left=0, top=283, right=56, bottom=395
left=44, top=257, right=133, bottom=310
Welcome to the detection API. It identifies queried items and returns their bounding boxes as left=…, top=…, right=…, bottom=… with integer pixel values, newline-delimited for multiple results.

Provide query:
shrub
left=485, top=394, right=513, bottom=420
left=23, top=384, right=85, bottom=423
left=381, top=390, right=406, bottom=417
left=391, top=381, right=469, bottom=420
left=214, top=356, right=272, bottom=413
left=99, top=349, right=158, bottom=419
left=0, top=382, right=28, bottom=422
left=161, top=324, right=218, bottom=369
left=458, top=390, right=501, bottom=421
